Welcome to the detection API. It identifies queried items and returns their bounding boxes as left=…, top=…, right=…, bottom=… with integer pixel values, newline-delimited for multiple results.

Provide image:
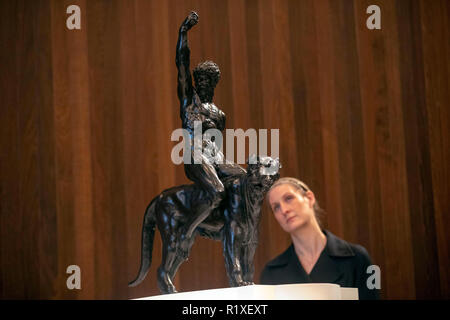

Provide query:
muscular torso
left=181, top=93, right=225, bottom=134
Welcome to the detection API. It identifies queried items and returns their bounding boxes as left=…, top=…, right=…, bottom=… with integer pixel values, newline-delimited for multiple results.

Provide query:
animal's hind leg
left=157, top=239, right=178, bottom=294
left=169, top=232, right=197, bottom=282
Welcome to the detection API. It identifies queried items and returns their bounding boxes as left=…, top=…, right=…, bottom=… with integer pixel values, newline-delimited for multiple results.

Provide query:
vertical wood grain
left=1, top=0, right=449, bottom=300
left=395, top=0, right=440, bottom=299
left=420, top=0, right=450, bottom=299
left=1, top=0, right=22, bottom=299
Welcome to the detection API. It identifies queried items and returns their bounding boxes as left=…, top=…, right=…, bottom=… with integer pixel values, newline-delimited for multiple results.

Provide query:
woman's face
left=268, top=184, right=315, bottom=233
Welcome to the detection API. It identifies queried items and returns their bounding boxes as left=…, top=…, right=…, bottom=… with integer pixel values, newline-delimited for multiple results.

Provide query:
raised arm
left=176, top=12, right=198, bottom=109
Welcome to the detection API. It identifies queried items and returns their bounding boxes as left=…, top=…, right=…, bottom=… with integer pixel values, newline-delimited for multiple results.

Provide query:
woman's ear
left=305, top=190, right=316, bottom=208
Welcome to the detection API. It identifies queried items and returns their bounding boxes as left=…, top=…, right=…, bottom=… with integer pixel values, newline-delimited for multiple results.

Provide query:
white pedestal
left=135, top=283, right=358, bottom=300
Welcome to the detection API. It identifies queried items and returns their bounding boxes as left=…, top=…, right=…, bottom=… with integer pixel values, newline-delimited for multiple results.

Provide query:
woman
left=259, top=177, right=379, bottom=300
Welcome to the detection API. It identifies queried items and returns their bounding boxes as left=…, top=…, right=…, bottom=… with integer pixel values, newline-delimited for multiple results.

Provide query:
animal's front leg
left=240, top=241, right=257, bottom=285
left=222, top=223, right=245, bottom=287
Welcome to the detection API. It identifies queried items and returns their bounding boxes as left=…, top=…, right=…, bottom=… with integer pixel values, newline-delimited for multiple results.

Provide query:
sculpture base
left=134, top=283, right=358, bottom=300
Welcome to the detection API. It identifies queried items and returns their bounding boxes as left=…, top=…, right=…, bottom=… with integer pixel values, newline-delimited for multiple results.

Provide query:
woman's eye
left=286, top=195, right=293, bottom=201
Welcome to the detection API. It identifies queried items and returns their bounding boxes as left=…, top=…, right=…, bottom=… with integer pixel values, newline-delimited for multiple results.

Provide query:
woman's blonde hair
left=268, top=177, right=325, bottom=228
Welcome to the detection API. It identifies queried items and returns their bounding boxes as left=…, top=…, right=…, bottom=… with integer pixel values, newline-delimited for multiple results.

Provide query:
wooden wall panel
left=1, top=0, right=449, bottom=299
left=353, top=0, right=388, bottom=298
left=314, top=0, right=344, bottom=236
left=395, top=0, right=441, bottom=299
left=1, top=0, right=23, bottom=298
left=419, top=0, right=450, bottom=298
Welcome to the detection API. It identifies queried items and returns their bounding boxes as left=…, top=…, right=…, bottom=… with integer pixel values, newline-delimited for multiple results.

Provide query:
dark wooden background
left=1, top=0, right=449, bottom=299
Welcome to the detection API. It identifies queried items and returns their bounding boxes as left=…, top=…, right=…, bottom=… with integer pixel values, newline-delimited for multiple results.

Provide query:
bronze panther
left=129, top=156, right=280, bottom=294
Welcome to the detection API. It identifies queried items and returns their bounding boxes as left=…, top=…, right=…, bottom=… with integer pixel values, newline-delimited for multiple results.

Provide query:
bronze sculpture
left=175, top=11, right=246, bottom=242
left=129, top=11, right=280, bottom=294
left=129, top=156, right=280, bottom=293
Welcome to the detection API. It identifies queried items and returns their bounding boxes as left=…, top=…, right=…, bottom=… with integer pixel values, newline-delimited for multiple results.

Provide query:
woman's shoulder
left=350, top=243, right=371, bottom=259
left=324, top=230, right=373, bottom=265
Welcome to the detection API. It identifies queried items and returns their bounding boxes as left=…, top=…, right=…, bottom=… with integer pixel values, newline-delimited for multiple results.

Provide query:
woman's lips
left=286, top=216, right=296, bottom=224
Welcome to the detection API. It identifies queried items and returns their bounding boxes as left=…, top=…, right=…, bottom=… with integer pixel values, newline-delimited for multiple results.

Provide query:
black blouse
left=259, top=230, right=380, bottom=300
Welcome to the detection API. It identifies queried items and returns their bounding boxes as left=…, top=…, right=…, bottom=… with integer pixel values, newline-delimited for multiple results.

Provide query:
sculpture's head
left=193, top=61, right=220, bottom=103
left=246, top=155, right=281, bottom=192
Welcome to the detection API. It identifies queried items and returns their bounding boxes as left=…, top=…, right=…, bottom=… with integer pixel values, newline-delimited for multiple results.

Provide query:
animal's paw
left=237, top=281, right=254, bottom=287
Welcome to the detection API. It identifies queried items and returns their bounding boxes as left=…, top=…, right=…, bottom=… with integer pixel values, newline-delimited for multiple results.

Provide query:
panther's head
left=246, top=155, right=281, bottom=192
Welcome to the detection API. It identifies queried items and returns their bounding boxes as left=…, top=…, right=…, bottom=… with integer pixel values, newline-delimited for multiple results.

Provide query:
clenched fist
left=180, top=11, right=199, bottom=32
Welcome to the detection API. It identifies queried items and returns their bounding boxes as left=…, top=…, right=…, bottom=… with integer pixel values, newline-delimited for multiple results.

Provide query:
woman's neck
left=290, top=222, right=327, bottom=258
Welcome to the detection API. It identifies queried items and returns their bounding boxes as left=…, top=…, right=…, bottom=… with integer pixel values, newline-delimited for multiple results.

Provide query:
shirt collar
left=266, top=229, right=355, bottom=267
left=323, top=230, right=355, bottom=257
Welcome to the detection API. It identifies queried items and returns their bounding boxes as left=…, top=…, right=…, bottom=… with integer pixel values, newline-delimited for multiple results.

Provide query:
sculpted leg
left=215, top=160, right=246, bottom=179
left=222, top=223, right=245, bottom=287
left=157, top=234, right=178, bottom=294
left=240, top=242, right=257, bottom=285
left=157, top=266, right=176, bottom=294
left=169, top=231, right=197, bottom=282
left=182, top=161, right=225, bottom=239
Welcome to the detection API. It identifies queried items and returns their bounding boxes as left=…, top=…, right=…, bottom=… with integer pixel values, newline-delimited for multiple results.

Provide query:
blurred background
left=0, top=0, right=448, bottom=299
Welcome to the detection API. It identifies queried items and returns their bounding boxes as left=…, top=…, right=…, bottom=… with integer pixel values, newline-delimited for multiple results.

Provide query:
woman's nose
left=280, top=202, right=289, bottom=215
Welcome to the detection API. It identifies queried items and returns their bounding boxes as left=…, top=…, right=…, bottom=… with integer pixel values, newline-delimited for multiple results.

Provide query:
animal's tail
left=128, top=199, right=157, bottom=287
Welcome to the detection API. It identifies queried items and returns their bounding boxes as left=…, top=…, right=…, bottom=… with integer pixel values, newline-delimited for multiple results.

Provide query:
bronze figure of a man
left=175, top=11, right=245, bottom=242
